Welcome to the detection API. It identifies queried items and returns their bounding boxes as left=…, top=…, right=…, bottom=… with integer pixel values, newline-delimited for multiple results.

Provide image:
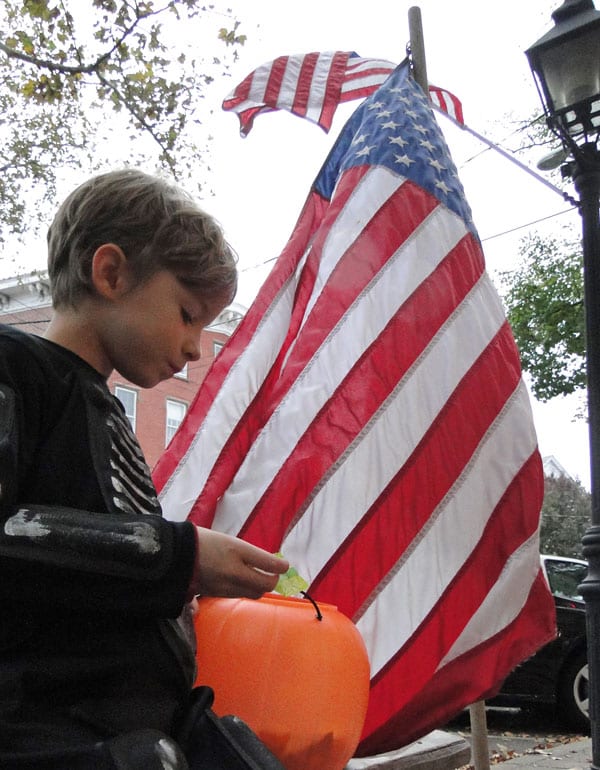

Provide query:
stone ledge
left=346, top=730, right=471, bottom=770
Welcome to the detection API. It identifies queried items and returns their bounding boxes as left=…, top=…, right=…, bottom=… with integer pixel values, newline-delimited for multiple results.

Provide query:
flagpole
left=408, top=6, right=428, bottom=98
left=411, top=6, right=570, bottom=206
left=409, top=7, right=492, bottom=769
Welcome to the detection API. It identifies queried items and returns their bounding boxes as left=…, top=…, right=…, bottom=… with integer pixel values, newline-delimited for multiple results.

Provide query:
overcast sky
left=7, top=0, right=591, bottom=487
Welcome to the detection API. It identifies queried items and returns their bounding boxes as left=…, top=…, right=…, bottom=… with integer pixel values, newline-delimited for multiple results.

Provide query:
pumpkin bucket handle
left=301, top=590, right=323, bottom=621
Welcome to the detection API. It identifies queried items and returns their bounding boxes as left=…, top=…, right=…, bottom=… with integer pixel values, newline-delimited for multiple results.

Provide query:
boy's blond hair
left=47, top=168, right=237, bottom=308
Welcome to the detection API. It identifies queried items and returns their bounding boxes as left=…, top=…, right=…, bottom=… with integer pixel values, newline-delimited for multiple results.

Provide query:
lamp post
left=526, top=1, right=600, bottom=766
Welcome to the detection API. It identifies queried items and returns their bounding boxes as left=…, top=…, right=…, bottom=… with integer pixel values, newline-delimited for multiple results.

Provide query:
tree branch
left=96, top=71, right=176, bottom=174
left=0, top=1, right=173, bottom=76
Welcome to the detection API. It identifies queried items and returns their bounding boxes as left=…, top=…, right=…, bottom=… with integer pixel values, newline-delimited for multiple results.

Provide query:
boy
left=0, top=169, right=288, bottom=768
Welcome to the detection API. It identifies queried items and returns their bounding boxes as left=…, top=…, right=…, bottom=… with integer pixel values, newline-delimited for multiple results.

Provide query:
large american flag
left=154, top=61, right=555, bottom=755
left=222, top=50, right=464, bottom=135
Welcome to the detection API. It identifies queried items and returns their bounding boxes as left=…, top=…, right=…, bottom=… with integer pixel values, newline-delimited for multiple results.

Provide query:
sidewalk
left=488, top=735, right=592, bottom=769
left=346, top=732, right=592, bottom=770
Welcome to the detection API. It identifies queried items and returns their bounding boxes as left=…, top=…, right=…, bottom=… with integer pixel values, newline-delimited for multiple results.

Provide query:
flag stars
left=355, top=145, right=375, bottom=157
left=394, top=153, right=415, bottom=167
left=351, top=133, right=369, bottom=146
left=429, top=158, right=446, bottom=172
left=332, top=65, right=475, bottom=234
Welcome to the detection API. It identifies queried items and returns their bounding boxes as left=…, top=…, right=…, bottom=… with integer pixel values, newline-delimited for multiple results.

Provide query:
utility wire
left=481, top=206, right=576, bottom=243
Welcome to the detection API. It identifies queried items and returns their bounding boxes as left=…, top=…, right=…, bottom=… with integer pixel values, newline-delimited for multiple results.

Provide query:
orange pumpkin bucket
left=193, top=592, right=370, bottom=770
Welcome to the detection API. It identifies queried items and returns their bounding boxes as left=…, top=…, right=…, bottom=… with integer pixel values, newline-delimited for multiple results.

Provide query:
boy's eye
left=181, top=308, right=193, bottom=325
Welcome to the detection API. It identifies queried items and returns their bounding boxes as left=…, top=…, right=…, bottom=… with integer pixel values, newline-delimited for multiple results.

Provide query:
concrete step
left=346, top=730, right=471, bottom=770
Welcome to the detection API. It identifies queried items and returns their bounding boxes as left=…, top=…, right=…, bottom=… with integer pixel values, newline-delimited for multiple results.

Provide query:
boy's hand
left=192, top=527, right=290, bottom=599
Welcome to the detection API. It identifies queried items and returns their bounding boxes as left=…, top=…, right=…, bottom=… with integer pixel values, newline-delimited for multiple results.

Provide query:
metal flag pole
left=408, top=6, right=428, bottom=97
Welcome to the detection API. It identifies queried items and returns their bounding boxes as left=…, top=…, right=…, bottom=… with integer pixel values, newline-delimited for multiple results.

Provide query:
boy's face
left=98, top=269, right=231, bottom=388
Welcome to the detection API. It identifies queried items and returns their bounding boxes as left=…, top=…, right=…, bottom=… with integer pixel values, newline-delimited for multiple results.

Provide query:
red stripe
left=432, top=89, right=449, bottom=114
left=343, top=65, right=394, bottom=83
left=268, top=172, right=437, bottom=394
left=358, top=566, right=555, bottom=755
left=357, top=452, right=547, bottom=747
left=339, top=85, right=383, bottom=104
left=222, top=70, right=255, bottom=108
left=236, top=107, right=272, bottom=137
left=308, top=320, right=524, bottom=617
left=318, top=51, right=350, bottom=131
left=262, top=56, right=290, bottom=110
left=290, top=52, right=320, bottom=118
left=239, top=232, right=484, bottom=549
left=222, top=69, right=265, bottom=135
left=430, top=85, right=464, bottom=125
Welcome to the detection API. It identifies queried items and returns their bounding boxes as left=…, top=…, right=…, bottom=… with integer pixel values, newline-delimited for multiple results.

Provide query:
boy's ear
left=91, top=244, right=131, bottom=299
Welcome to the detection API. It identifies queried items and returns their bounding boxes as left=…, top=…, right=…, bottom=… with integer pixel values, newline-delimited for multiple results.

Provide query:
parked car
left=490, top=554, right=589, bottom=732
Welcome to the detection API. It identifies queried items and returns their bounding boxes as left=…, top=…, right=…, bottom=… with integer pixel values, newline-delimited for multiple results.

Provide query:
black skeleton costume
left=0, top=324, right=198, bottom=764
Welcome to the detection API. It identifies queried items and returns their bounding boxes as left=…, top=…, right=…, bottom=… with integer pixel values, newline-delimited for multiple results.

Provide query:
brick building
left=0, top=273, right=244, bottom=469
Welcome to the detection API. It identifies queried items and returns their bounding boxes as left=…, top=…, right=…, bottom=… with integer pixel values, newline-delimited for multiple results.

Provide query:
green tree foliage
left=0, top=0, right=245, bottom=245
left=540, top=473, right=590, bottom=559
left=499, top=231, right=585, bottom=401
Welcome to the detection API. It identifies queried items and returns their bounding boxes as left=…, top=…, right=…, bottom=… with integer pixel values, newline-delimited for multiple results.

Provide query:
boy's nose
left=183, top=336, right=201, bottom=361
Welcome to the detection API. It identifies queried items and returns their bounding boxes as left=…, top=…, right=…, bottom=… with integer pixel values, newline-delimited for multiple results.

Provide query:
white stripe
left=282, top=166, right=405, bottom=366
left=211, top=202, right=468, bottom=534
left=277, top=56, right=307, bottom=111
left=304, top=52, right=337, bottom=123
left=345, top=57, right=396, bottom=74
left=356, top=379, right=538, bottom=674
left=159, top=253, right=310, bottom=521
left=281, top=274, right=509, bottom=585
left=340, top=72, right=392, bottom=95
left=223, top=96, right=260, bottom=114
left=246, top=60, right=276, bottom=105
left=430, top=91, right=459, bottom=122
left=437, top=531, right=543, bottom=669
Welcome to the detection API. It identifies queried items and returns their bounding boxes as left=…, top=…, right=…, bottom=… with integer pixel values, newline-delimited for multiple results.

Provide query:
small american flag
left=429, top=84, right=464, bottom=125
left=155, top=61, right=555, bottom=755
left=222, top=51, right=464, bottom=135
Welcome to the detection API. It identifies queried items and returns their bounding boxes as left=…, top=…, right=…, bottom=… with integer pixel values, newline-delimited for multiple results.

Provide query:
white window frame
left=166, top=399, right=188, bottom=445
left=114, top=385, right=137, bottom=431
left=174, top=363, right=189, bottom=380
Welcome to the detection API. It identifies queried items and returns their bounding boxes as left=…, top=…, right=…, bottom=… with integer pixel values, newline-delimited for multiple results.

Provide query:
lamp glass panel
left=537, top=25, right=600, bottom=111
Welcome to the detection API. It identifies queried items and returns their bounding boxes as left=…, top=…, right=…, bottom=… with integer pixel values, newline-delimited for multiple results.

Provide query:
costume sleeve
left=0, top=379, right=197, bottom=619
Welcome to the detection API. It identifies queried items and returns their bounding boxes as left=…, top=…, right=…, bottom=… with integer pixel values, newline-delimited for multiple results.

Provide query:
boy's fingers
left=240, top=542, right=289, bottom=574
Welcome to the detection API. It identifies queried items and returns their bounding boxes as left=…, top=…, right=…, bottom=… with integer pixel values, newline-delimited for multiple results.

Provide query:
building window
left=115, top=386, right=137, bottom=431
left=213, top=341, right=224, bottom=357
left=174, top=363, right=189, bottom=380
left=166, top=399, right=187, bottom=445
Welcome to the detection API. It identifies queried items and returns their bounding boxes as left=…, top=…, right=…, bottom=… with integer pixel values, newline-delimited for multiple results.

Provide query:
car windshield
left=545, top=559, right=587, bottom=601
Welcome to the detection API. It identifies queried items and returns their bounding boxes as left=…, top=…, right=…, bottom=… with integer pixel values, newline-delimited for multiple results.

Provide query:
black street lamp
left=526, top=1, right=600, bottom=767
